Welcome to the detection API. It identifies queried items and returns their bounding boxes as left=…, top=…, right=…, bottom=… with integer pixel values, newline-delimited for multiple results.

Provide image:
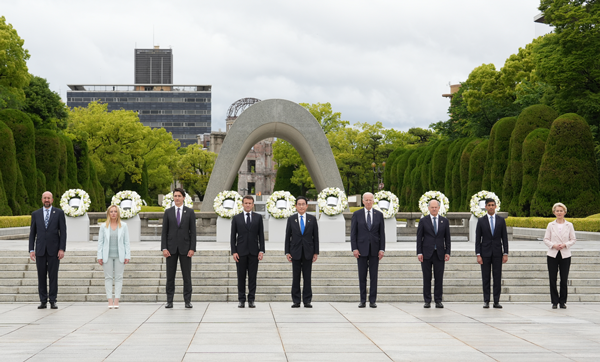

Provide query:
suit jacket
left=543, top=220, right=576, bottom=258
left=161, top=206, right=197, bottom=254
left=230, top=211, right=265, bottom=256
left=416, top=215, right=451, bottom=259
left=29, top=207, right=67, bottom=256
left=97, top=222, right=131, bottom=263
left=285, top=213, right=319, bottom=260
left=350, top=208, right=385, bottom=257
left=475, top=214, right=508, bottom=257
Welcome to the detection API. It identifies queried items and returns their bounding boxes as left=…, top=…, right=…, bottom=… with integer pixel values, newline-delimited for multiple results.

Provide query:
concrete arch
left=201, top=99, right=344, bottom=211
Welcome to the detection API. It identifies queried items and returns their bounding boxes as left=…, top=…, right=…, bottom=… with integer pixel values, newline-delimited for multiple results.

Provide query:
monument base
left=125, top=215, right=141, bottom=242
left=318, top=213, right=345, bottom=242
left=268, top=217, right=287, bottom=242
left=469, top=214, right=478, bottom=242
left=216, top=217, right=232, bottom=242
left=65, top=214, right=90, bottom=242
left=384, top=217, right=397, bottom=242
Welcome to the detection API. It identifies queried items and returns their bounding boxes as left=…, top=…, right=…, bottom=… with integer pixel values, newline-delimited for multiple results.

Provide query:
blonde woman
left=97, top=205, right=131, bottom=308
left=543, top=203, right=576, bottom=309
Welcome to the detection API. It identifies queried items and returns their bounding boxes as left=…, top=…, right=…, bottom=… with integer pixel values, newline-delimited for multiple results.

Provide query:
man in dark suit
left=231, top=195, right=265, bottom=308
left=29, top=192, right=67, bottom=309
left=285, top=196, right=319, bottom=308
left=475, top=198, right=509, bottom=309
left=351, top=192, right=385, bottom=308
left=416, top=200, right=451, bottom=308
left=161, top=188, right=197, bottom=309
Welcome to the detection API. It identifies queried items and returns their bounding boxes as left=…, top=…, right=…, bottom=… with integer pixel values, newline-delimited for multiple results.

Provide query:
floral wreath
left=162, top=191, right=194, bottom=210
left=418, top=191, right=449, bottom=217
left=469, top=190, right=501, bottom=218
left=266, top=191, right=297, bottom=219
left=60, top=189, right=91, bottom=217
left=373, top=191, right=399, bottom=219
left=111, top=190, right=142, bottom=219
left=317, top=187, right=348, bottom=216
left=213, top=190, right=243, bottom=218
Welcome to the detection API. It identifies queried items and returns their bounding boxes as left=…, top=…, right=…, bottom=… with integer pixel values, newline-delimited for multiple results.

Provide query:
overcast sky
left=3, top=0, right=551, bottom=132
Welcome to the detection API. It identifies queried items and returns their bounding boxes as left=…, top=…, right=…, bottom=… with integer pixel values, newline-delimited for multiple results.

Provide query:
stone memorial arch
left=201, top=99, right=344, bottom=211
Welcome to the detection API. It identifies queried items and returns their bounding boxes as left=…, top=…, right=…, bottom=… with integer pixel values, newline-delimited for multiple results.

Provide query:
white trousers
left=103, top=257, right=125, bottom=299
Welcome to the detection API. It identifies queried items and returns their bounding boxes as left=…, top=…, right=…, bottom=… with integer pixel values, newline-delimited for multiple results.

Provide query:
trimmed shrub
left=444, top=139, right=469, bottom=197
left=395, top=149, right=414, bottom=201
left=516, top=128, right=550, bottom=216
left=389, top=156, right=401, bottom=194
left=0, top=169, right=11, bottom=216
left=35, top=129, right=61, bottom=206
left=273, top=165, right=302, bottom=197
left=467, top=140, right=489, bottom=201
left=60, top=134, right=80, bottom=189
left=420, top=141, right=439, bottom=192
left=0, top=121, right=20, bottom=215
left=507, top=105, right=558, bottom=214
left=481, top=126, right=495, bottom=191
left=90, top=161, right=105, bottom=211
left=73, top=137, right=91, bottom=190
left=430, top=139, right=451, bottom=192
left=15, top=168, right=32, bottom=215
left=451, top=139, right=473, bottom=211
left=505, top=217, right=600, bottom=232
left=401, top=148, right=425, bottom=210
left=0, top=216, right=31, bottom=228
left=460, top=139, right=482, bottom=211
left=57, top=136, right=68, bottom=199
left=35, top=169, right=46, bottom=208
left=531, top=113, right=600, bottom=218
left=491, top=117, right=517, bottom=196
left=0, top=110, right=37, bottom=207
left=384, top=148, right=405, bottom=192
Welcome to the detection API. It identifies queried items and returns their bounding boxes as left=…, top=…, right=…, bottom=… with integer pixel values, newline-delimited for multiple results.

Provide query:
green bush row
left=0, top=216, right=31, bottom=228
left=506, top=217, right=600, bottom=232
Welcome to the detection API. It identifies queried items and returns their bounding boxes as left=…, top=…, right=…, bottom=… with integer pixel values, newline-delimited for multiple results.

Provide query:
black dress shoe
left=369, top=303, right=377, bottom=308
left=483, top=302, right=490, bottom=309
left=248, top=301, right=255, bottom=308
left=304, top=303, right=313, bottom=308
left=552, top=304, right=557, bottom=309
left=424, top=302, right=431, bottom=308
left=358, top=302, right=366, bottom=308
left=50, top=302, right=58, bottom=309
left=560, top=303, right=567, bottom=309
left=291, top=303, right=300, bottom=308
left=38, top=302, right=47, bottom=309
left=185, top=302, right=193, bottom=309
left=238, top=302, right=245, bottom=308
left=435, top=302, right=444, bottom=308
left=493, top=303, right=503, bottom=309
left=165, top=302, right=173, bottom=309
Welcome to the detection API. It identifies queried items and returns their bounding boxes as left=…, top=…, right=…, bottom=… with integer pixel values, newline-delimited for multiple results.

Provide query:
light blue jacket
left=97, top=222, right=131, bottom=263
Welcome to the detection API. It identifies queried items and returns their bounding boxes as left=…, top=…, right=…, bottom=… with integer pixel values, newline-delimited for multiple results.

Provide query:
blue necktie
left=367, top=211, right=372, bottom=231
left=44, top=209, right=50, bottom=229
left=300, top=215, right=305, bottom=235
left=490, top=216, right=495, bottom=235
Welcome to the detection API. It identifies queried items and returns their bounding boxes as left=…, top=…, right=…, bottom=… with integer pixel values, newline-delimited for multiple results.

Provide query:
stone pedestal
left=65, top=214, right=90, bottom=242
left=469, top=214, right=478, bottom=242
left=216, top=217, right=232, bottom=242
left=318, top=213, right=345, bottom=242
left=125, top=215, right=141, bottom=242
left=268, top=217, right=287, bottom=242
left=384, top=218, right=397, bottom=242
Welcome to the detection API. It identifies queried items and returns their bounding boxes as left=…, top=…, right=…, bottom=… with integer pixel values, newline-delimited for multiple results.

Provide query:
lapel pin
left=440, top=220, right=443, bottom=224
left=295, top=219, right=297, bottom=223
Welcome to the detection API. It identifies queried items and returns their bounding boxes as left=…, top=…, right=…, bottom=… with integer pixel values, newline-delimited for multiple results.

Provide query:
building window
left=248, top=182, right=255, bottom=195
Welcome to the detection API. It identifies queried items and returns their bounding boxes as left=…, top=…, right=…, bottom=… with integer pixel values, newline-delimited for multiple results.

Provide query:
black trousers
left=357, top=254, right=379, bottom=304
left=421, top=252, right=445, bottom=303
left=481, top=256, right=503, bottom=303
left=36, top=252, right=60, bottom=303
left=237, top=254, right=259, bottom=302
left=291, top=257, right=313, bottom=304
left=165, top=251, right=192, bottom=303
left=547, top=251, right=571, bottom=305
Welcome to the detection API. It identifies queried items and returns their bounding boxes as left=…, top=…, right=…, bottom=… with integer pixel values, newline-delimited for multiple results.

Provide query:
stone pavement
left=1, top=302, right=600, bottom=362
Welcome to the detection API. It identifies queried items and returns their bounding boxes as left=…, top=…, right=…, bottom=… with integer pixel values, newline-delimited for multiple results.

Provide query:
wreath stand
left=66, top=214, right=90, bottom=242
left=268, top=217, right=287, bottom=242
left=384, top=217, right=397, bottom=242
left=469, top=214, right=478, bottom=242
left=126, top=214, right=141, bottom=242
left=216, top=217, right=231, bottom=242
left=318, top=213, right=345, bottom=242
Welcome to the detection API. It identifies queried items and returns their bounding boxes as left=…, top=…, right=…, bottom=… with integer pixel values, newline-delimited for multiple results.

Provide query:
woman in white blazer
left=97, top=205, right=131, bottom=308
left=543, top=202, right=576, bottom=309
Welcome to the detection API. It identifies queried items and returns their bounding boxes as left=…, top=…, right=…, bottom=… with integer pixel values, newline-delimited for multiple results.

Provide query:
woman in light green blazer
left=97, top=205, right=131, bottom=308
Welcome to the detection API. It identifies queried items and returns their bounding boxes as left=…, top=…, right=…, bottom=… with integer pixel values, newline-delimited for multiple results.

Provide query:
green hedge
left=57, top=135, right=68, bottom=200
left=467, top=140, right=489, bottom=207
left=89, top=161, right=105, bottom=211
left=506, top=217, right=600, bottom=232
left=35, top=169, right=46, bottom=208
left=481, top=127, right=495, bottom=191
left=73, top=137, right=90, bottom=190
left=430, top=139, right=451, bottom=192
left=516, top=128, right=550, bottom=216
left=420, top=141, right=438, bottom=192
left=401, top=148, right=424, bottom=210
left=490, top=117, right=517, bottom=195
left=0, top=168, right=10, bottom=216
left=384, top=148, right=405, bottom=193
left=459, top=139, right=481, bottom=211
left=0, top=216, right=31, bottom=228
left=451, top=138, right=472, bottom=211
left=60, top=134, right=80, bottom=189
left=35, top=129, right=61, bottom=206
left=0, top=121, right=18, bottom=214
left=531, top=113, right=600, bottom=217
left=444, top=139, right=467, bottom=197
left=395, top=149, right=414, bottom=200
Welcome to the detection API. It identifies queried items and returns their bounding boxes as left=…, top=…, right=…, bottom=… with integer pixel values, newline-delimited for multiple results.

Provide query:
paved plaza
left=1, top=301, right=600, bottom=362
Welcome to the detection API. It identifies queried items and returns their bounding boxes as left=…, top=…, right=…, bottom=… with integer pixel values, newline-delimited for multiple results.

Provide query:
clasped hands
left=552, top=243, right=566, bottom=250
left=162, top=250, right=194, bottom=258
left=233, top=252, right=264, bottom=262
left=353, top=250, right=384, bottom=260
left=29, top=250, right=64, bottom=262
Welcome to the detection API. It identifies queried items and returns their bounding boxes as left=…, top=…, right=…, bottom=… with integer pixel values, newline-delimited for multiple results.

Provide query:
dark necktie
left=177, top=208, right=181, bottom=226
left=300, top=215, right=305, bottom=234
left=44, top=209, right=50, bottom=229
left=490, top=216, right=495, bottom=235
left=433, top=217, right=437, bottom=235
left=367, top=210, right=372, bottom=231
left=246, top=213, right=250, bottom=228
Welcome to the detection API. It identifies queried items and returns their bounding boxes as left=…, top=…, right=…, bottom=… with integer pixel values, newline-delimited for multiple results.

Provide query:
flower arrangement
left=266, top=191, right=297, bottom=219
left=373, top=191, right=399, bottom=219
left=213, top=190, right=243, bottom=218
left=162, top=191, right=194, bottom=210
left=60, top=189, right=91, bottom=217
left=469, top=190, right=501, bottom=218
left=317, top=187, right=348, bottom=216
left=111, top=190, right=142, bottom=219
left=418, top=191, right=449, bottom=217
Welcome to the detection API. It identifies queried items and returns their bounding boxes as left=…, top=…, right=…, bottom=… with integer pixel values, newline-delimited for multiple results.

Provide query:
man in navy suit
left=231, top=195, right=265, bottom=308
left=416, top=200, right=451, bottom=308
left=475, top=198, right=509, bottom=309
left=351, top=192, right=385, bottom=308
left=29, top=191, right=67, bottom=309
left=285, top=196, right=319, bottom=308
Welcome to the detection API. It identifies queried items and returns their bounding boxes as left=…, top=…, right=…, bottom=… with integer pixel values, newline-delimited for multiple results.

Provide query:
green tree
left=467, top=140, right=490, bottom=203
left=517, top=128, right=550, bottom=216
left=395, top=149, right=414, bottom=204
left=35, top=129, right=61, bottom=206
left=430, top=139, right=451, bottom=191
left=460, top=139, right=482, bottom=210
left=273, top=165, right=302, bottom=196
left=0, top=16, right=30, bottom=109
left=140, top=127, right=180, bottom=198
left=408, top=127, right=434, bottom=143
left=0, top=121, right=19, bottom=214
left=401, top=148, right=425, bottom=211
left=384, top=148, right=406, bottom=193
left=22, top=75, right=69, bottom=129
left=445, top=139, right=470, bottom=197
left=173, top=144, right=217, bottom=201
left=489, top=117, right=517, bottom=196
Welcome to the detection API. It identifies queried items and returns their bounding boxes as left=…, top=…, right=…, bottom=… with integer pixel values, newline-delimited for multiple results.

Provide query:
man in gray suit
left=161, top=188, right=197, bottom=309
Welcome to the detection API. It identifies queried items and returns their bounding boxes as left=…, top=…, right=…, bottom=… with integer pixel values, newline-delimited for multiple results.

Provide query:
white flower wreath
left=373, top=191, right=400, bottom=219
left=213, top=190, right=243, bottom=218
left=469, top=190, right=501, bottom=218
left=266, top=191, right=297, bottom=219
left=60, top=189, right=91, bottom=217
left=317, top=187, right=348, bottom=216
left=418, top=191, right=450, bottom=217
left=162, top=192, right=194, bottom=210
left=111, top=190, right=142, bottom=219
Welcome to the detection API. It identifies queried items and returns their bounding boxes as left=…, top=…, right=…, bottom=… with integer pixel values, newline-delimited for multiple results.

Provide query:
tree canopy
left=0, top=16, right=31, bottom=110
